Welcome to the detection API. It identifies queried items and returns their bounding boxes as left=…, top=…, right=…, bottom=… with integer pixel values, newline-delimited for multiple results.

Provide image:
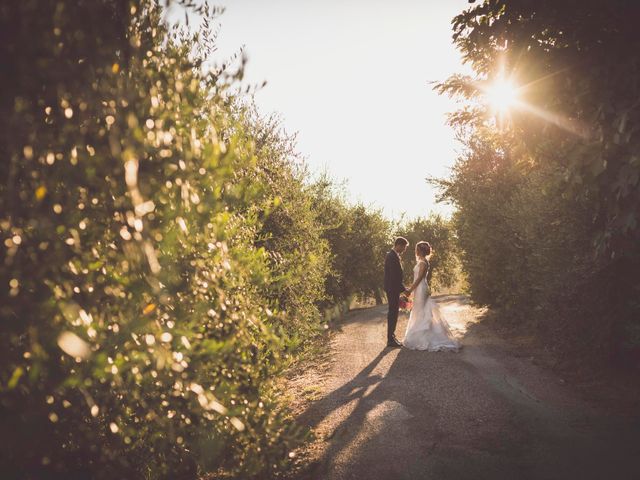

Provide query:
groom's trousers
left=386, top=290, right=400, bottom=341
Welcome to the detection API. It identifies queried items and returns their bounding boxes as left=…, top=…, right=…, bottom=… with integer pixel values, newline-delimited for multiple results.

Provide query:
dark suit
left=384, top=249, right=406, bottom=342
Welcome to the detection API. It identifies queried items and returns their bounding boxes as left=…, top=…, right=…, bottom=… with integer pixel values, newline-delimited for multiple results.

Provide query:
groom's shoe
left=386, top=338, right=402, bottom=348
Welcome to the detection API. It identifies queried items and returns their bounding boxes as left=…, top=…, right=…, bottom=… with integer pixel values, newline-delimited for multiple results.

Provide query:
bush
left=309, top=177, right=395, bottom=306
left=233, top=105, right=332, bottom=346
left=0, top=1, right=463, bottom=477
left=396, top=215, right=462, bottom=293
left=435, top=0, right=640, bottom=362
left=0, top=2, right=300, bottom=477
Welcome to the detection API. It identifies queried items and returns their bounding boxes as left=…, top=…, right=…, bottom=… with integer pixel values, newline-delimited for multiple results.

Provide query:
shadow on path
left=295, top=300, right=640, bottom=480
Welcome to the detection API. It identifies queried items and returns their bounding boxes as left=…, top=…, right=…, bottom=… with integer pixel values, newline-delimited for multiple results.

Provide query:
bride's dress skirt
left=403, top=296, right=460, bottom=352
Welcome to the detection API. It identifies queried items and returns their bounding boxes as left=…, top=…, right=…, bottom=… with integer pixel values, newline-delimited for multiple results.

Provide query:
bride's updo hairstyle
left=415, top=241, right=431, bottom=258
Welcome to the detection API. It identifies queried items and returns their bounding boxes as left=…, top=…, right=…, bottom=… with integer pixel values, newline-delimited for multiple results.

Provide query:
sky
left=175, top=0, right=474, bottom=220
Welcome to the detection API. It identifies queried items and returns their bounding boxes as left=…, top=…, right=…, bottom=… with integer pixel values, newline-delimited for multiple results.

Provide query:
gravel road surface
left=294, top=295, right=640, bottom=480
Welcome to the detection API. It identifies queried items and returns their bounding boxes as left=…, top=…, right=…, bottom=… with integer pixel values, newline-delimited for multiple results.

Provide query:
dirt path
left=290, top=295, right=640, bottom=480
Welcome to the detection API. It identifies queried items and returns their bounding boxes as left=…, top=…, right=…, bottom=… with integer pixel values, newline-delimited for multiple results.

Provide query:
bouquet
left=399, top=294, right=413, bottom=312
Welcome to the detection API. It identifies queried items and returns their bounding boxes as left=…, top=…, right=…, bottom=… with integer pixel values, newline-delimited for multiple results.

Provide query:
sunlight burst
left=485, top=77, right=519, bottom=113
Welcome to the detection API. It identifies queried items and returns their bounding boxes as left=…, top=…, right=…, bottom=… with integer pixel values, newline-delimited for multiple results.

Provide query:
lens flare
left=485, top=78, right=519, bottom=113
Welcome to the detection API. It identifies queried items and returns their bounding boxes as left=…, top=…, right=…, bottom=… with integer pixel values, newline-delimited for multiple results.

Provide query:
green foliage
left=233, top=105, right=332, bottom=346
left=0, top=1, right=429, bottom=477
left=345, top=205, right=394, bottom=302
left=309, top=177, right=395, bottom=306
left=396, top=215, right=461, bottom=292
left=450, top=0, right=640, bottom=255
left=436, top=0, right=640, bottom=361
left=0, top=1, right=299, bottom=478
left=307, top=176, right=354, bottom=306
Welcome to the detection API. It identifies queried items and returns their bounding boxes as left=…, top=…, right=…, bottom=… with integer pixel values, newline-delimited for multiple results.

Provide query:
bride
left=403, top=241, right=460, bottom=352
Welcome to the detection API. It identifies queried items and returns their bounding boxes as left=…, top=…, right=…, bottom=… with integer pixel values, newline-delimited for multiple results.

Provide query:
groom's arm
left=384, top=252, right=392, bottom=288
left=384, top=252, right=398, bottom=292
left=394, top=255, right=406, bottom=292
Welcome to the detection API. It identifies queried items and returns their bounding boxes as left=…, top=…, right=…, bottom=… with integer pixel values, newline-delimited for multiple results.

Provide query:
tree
left=234, top=104, right=332, bottom=348
left=435, top=0, right=640, bottom=361
left=0, top=2, right=302, bottom=477
left=309, top=177, right=394, bottom=306
left=396, top=215, right=462, bottom=293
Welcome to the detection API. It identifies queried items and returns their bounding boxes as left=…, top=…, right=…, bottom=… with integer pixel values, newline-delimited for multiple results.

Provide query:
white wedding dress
left=403, top=260, right=460, bottom=351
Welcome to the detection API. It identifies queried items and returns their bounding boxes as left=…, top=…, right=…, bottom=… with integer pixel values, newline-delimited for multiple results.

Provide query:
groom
left=384, top=237, right=409, bottom=348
